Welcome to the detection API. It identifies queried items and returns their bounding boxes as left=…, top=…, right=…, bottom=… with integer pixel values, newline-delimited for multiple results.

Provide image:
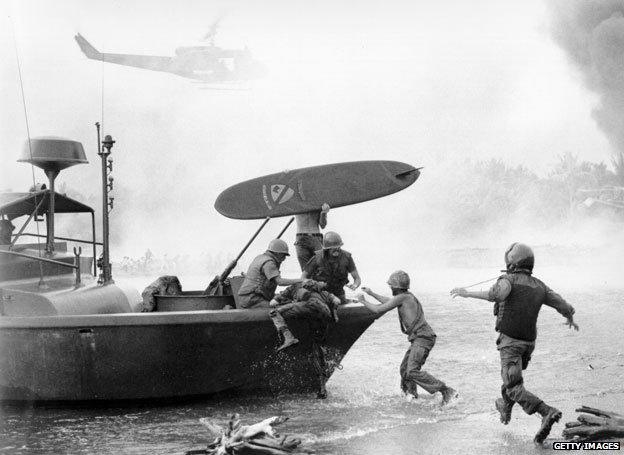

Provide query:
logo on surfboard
left=262, top=184, right=294, bottom=209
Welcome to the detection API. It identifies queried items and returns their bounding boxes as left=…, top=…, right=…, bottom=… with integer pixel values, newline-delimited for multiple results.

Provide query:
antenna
left=96, top=124, right=115, bottom=285
left=9, top=15, right=48, bottom=291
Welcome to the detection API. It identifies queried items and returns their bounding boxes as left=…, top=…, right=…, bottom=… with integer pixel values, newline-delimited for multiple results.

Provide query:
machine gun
left=205, top=217, right=294, bottom=296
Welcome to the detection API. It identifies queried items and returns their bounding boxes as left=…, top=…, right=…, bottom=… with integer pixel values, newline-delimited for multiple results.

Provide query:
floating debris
left=562, top=406, right=624, bottom=442
left=186, top=414, right=311, bottom=455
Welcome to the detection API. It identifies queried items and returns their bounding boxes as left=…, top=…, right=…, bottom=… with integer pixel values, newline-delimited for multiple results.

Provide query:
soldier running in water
left=294, top=204, right=330, bottom=271
left=358, top=271, right=457, bottom=405
left=269, top=280, right=341, bottom=398
left=450, top=243, right=579, bottom=445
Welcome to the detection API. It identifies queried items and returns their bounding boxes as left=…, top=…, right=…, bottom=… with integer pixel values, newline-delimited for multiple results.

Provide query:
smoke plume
left=549, top=0, right=624, bottom=178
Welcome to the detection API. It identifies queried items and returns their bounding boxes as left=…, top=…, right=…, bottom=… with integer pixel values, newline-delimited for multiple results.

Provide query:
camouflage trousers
left=400, top=335, right=447, bottom=396
left=497, top=333, right=544, bottom=415
left=294, top=233, right=323, bottom=271
left=238, top=293, right=271, bottom=309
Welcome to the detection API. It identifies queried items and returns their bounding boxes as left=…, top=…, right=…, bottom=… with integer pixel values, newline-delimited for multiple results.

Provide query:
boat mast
left=44, top=168, right=59, bottom=255
left=17, top=138, right=88, bottom=256
left=96, top=122, right=115, bottom=284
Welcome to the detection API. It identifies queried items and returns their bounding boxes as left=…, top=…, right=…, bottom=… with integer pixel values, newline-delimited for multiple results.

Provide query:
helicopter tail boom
left=74, top=33, right=102, bottom=59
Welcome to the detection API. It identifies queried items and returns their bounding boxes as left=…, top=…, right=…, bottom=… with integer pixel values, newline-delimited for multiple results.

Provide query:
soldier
left=358, top=271, right=457, bottom=405
left=450, top=243, right=579, bottom=445
left=237, top=239, right=305, bottom=309
left=302, top=231, right=361, bottom=304
left=269, top=280, right=341, bottom=398
left=294, top=203, right=330, bottom=271
left=269, top=279, right=340, bottom=350
left=0, top=216, right=15, bottom=245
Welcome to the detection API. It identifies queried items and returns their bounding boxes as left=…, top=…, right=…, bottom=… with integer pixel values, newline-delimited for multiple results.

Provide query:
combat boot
left=317, top=381, right=327, bottom=399
left=534, top=405, right=562, bottom=445
left=441, top=387, right=458, bottom=405
left=277, top=329, right=299, bottom=352
left=495, top=398, right=513, bottom=425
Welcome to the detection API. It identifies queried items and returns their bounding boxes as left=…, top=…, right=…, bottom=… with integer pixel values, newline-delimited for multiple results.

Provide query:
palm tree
left=611, top=150, right=624, bottom=186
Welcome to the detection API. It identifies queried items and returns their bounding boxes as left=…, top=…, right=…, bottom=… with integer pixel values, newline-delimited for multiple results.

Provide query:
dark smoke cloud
left=549, top=0, right=624, bottom=160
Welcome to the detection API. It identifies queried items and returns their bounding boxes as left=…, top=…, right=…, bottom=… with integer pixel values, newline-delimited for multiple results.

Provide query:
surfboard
left=215, top=160, right=420, bottom=219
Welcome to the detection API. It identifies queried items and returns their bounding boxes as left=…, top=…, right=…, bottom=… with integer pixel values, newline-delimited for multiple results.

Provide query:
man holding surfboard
left=237, top=239, right=307, bottom=309
left=294, top=203, right=330, bottom=271
left=302, top=231, right=361, bottom=304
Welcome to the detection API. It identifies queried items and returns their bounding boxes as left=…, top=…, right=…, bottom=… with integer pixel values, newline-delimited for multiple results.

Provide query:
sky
left=0, top=0, right=618, bottom=276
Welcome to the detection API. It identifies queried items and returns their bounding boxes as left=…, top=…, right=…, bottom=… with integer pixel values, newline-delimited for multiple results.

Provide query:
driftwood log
left=562, top=406, right=624, bottom=442
left=187, top=414, right=311, bottom=455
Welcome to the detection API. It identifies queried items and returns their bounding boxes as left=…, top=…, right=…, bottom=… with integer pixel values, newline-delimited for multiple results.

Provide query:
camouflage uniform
left=489, top=272, right=575, bottom=415
left=304, top=249, right=356, bottom=304
left=238, top=251, right=282, bottom=308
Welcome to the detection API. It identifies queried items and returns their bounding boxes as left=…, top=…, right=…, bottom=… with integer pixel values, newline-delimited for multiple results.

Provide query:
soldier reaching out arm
left=358, top=270, right=457, bottom=405
left=450, top=242, right=578, bottom=445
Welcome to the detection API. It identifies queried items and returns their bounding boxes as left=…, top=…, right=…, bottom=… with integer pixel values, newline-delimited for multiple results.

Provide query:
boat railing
left=10, top=227, right=99, bottom=277
left=15, top=232, right=103, bottom=246
left=0, top=248, right=82, bottom=287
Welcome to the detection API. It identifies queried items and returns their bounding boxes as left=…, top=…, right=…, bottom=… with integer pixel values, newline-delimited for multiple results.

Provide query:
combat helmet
left=268, top=238, right=290, bottom=256
left=323, top=231, right=343, bottom=249
left=504, top=243, right=534, bottom=273
left=387, top=270, right=410, bottom=289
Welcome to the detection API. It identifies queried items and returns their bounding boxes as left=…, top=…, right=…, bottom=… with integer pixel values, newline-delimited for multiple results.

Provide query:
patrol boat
left=0, top=133, right=377, bottom=403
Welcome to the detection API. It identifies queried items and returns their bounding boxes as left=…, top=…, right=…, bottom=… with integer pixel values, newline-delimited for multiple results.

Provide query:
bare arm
left=361, top=286, right=390, bottom=304
left=357, top=293, right=405, bottom=315
left=318, top=203, right=330, bottom=229
left=275, top=277, right=303, bottom=286
left=347, top=268, right=361, bottom=291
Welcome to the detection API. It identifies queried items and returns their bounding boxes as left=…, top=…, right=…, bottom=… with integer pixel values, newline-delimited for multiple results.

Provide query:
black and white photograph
left=1, top=0, right=623, bottom=453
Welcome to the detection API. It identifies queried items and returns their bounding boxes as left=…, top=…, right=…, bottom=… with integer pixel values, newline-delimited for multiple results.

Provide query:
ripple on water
left=0, top=287, right=622, bottom=455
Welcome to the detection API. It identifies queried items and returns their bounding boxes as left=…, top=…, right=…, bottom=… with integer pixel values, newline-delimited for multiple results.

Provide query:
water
left=1, top=269, right=623, bottom=454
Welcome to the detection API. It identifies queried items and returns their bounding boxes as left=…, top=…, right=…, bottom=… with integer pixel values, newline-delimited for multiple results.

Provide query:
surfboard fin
left=395, top=167, right=423, bottom=179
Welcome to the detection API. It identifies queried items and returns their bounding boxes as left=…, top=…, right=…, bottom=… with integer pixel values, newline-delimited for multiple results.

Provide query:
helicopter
left=74, top=19, right=266, bottom=84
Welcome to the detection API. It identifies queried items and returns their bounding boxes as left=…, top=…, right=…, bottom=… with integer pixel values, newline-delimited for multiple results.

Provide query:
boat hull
left=0, top=305, right=375, bottom=402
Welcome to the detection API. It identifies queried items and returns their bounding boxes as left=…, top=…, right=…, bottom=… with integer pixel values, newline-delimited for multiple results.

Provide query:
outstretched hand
left=450, top=287, right=468, bottom=298
left=361, top=286, right=372, bottom=295
left=566, top=319, right=579, bottom=331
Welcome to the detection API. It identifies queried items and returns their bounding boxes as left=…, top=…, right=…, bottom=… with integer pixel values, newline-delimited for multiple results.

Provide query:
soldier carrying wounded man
left=302, top=231, right=361, bottom=304
left=268, top=280, right=341, bottom=398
